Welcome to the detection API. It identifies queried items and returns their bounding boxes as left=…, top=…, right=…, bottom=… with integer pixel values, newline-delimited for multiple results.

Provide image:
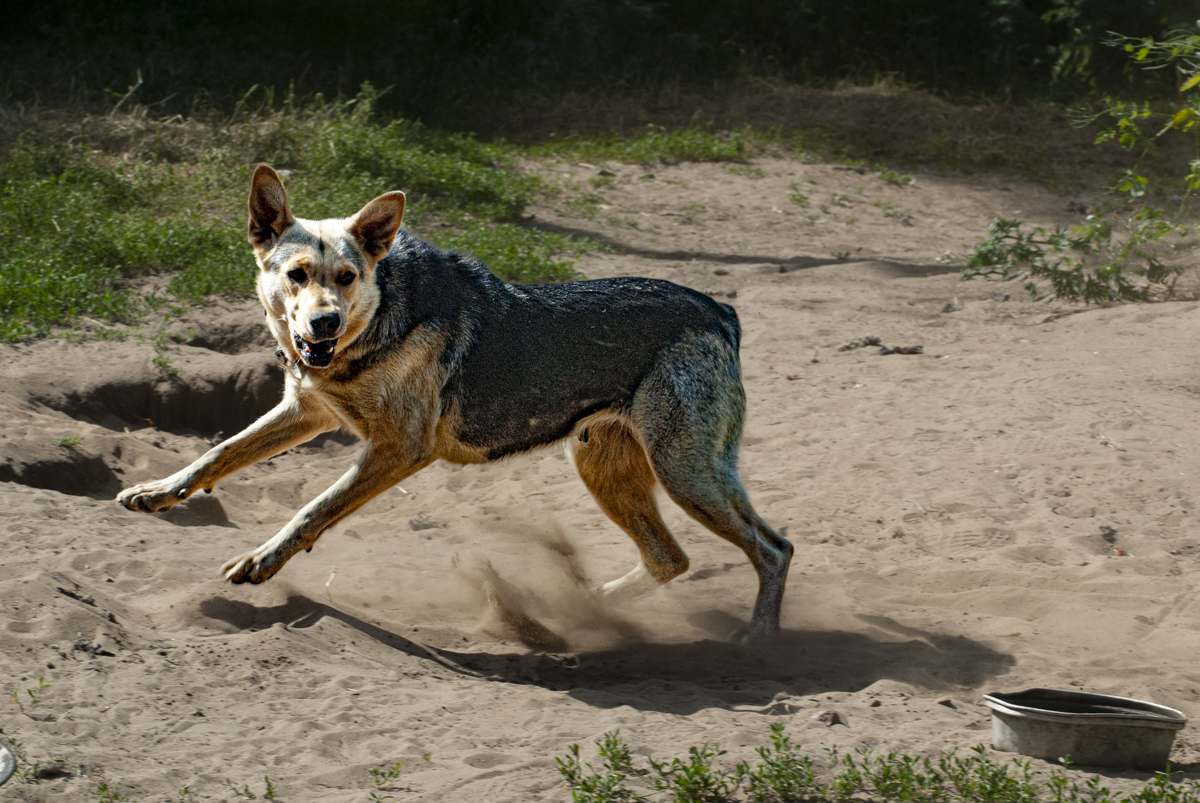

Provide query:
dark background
left=1, top=0, right=1194, bottom=130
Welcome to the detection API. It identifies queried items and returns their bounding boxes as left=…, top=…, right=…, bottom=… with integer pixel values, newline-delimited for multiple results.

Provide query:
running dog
left=116, top=165, right=794, bottom=640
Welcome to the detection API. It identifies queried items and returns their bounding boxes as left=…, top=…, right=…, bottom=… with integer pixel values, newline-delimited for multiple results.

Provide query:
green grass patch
left=532, top=124, right=751, bottom=165
left=560, top=727, right=1200, bottom=803
left=0, top=84, right=599, bottom=340
left=879, top=170, right=914, bottom=187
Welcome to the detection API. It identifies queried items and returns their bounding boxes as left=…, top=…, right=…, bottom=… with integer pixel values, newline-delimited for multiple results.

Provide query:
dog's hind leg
left=632, top=333, right=793, bottom=641
left=571, top=416, right=689, bottom=602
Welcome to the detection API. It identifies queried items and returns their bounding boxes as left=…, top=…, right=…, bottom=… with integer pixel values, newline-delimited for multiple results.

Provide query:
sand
left=3, top=157, right=1200, bottom=802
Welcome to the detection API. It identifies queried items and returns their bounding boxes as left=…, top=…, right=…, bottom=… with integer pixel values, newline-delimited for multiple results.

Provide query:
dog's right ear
left=247, top=164, right=295, bottom=256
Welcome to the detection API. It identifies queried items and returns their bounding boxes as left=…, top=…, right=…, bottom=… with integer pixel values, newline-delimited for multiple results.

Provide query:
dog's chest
left=301, top=348, right=442, bottom=439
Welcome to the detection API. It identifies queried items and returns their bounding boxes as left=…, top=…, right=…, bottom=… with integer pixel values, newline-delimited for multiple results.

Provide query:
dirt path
left=3, top=158, right=1200, bottom=802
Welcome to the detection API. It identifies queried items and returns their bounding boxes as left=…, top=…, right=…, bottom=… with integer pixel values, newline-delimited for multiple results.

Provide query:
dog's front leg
left=221, top=443, right=430, bottom=584
left=116, top=396, right=335, bottom=514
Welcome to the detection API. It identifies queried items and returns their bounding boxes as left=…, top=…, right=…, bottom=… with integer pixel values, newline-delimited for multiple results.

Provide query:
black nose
left=310, top=312, right=341, bottom=339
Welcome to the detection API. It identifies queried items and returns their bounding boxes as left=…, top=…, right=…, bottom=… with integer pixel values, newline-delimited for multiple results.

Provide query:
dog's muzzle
left=294, top=334, right=338, bottom=368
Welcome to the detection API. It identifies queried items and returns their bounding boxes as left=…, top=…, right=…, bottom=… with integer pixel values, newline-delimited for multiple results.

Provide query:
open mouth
left=294, top=334, right=338, bottom=368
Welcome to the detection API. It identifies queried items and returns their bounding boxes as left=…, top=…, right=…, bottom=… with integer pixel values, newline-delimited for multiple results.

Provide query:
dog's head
left=247, top=164, right=405, bottom=369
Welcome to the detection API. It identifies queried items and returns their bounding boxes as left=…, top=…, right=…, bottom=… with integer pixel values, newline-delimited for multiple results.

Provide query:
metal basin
left=983, top=688, right=1187, bottom=769
left=0, top=741, right=14, bottom=787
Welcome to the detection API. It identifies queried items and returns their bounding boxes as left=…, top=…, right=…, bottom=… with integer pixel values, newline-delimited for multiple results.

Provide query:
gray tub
left=983, top=688, right=1187, bottom=769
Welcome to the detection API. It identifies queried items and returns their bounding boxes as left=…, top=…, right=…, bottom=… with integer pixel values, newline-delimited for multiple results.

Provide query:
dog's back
left=356, top=230, right=742, bottom=459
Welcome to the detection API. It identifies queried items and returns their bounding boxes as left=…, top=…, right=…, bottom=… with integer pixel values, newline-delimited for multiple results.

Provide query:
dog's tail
left=716, top=301, right=742, bottom=352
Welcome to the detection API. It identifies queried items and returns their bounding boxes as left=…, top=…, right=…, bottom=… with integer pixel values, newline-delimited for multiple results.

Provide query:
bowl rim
left=983, top=688, right=1187, bottom=731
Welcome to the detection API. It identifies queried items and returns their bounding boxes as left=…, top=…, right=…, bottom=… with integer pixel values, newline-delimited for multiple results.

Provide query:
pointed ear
left=347, top=191, right=405, bottom=263
left=247, top=164, right=295, bottom=254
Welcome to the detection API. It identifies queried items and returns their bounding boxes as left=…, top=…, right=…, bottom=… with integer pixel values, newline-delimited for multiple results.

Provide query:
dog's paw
left=116, top=477, right=192, bottom=513
left=221, top=548, right=282, bottom=585
left=729, top=620, right=779, bottom=646
left=597, top=563, right=658, bottom=602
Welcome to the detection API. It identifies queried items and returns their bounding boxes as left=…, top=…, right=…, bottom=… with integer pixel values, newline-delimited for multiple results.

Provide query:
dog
left=116, top=164, right=794, bottom=640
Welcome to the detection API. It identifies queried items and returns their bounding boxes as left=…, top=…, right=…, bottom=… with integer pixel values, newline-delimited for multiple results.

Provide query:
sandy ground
left=4, top=157, right=1200, bottom=802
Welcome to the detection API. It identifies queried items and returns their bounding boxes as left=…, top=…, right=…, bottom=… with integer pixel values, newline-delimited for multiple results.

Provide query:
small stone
left=869, top=699, right=881, bottom=707
left=936, top=698, right=956, bottom=708
left=409, top=516, right=447, bottom=531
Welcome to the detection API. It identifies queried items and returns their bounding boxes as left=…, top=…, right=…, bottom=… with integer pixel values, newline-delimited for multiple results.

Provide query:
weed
left=368, top=761, right=404, bottom=803
left=682, top=203, right=706, bottom=212
left=963, top=212, right=1181, bottom=303
left=263, top=776, right=278, bottom=800
left=739, top=724, right=816, bottom=803
left=96, top=780, right=130, bottom=802
left=651, top=744, right=742, bottom=803
left=879, top=170, right=915, bottom=186
left=818, top=204, right=831, bottom=215
left=787, top=183, right=809, bottom=206
left=557, top=732, right=647, bottom=803
left=9, top=677, right=49, bottom=710
left=148, top=321, right=184, bottom=376
left=225, top=779, right=256, bottom=799
left=833, top=250, right=852, bottom=259
left=589, top=175, right=616, bottom=188
left=726, top=165, right=766, bottom=178
left=369, top=762, right=403, bottom=787
left=54, top=436, right=83, bottom=447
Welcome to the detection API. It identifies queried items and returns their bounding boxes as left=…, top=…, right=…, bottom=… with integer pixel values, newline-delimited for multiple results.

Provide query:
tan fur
left=570, top=413, right=689, bottom=584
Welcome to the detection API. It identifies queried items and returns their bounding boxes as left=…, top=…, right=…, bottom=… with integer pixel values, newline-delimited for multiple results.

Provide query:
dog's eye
left=286, top=268, right=307, bottom=284
left=336, top=271, right=355, bottom=287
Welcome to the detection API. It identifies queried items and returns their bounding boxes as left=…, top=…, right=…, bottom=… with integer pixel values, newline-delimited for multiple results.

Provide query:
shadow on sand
left=528, top=219, right=959, bottom=278
left=199, top=594, right=1013, bottom=716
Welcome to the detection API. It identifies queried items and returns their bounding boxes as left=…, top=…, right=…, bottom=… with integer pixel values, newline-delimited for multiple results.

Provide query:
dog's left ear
left=348, top=191, right=406, bottom=263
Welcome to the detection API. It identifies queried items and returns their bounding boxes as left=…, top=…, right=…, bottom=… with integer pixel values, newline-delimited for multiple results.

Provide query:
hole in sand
left=46, top=360, right=284, bottom=439
left=0, top=450, right=122, bottom=499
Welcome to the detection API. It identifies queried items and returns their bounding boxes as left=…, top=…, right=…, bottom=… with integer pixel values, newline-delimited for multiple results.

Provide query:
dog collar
left=274, top=347, right=305, bottom=379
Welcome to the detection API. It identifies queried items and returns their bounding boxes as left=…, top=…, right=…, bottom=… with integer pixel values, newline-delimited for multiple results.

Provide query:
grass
left=2, top=84, right=794, bottom=340
left=879, top=170, right=915, bottom=187
left=530, top=124, right=752, bottom=165
left=559, top=728, right=1200, bottom=803
left=0, top=83, right=601, bottom=340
